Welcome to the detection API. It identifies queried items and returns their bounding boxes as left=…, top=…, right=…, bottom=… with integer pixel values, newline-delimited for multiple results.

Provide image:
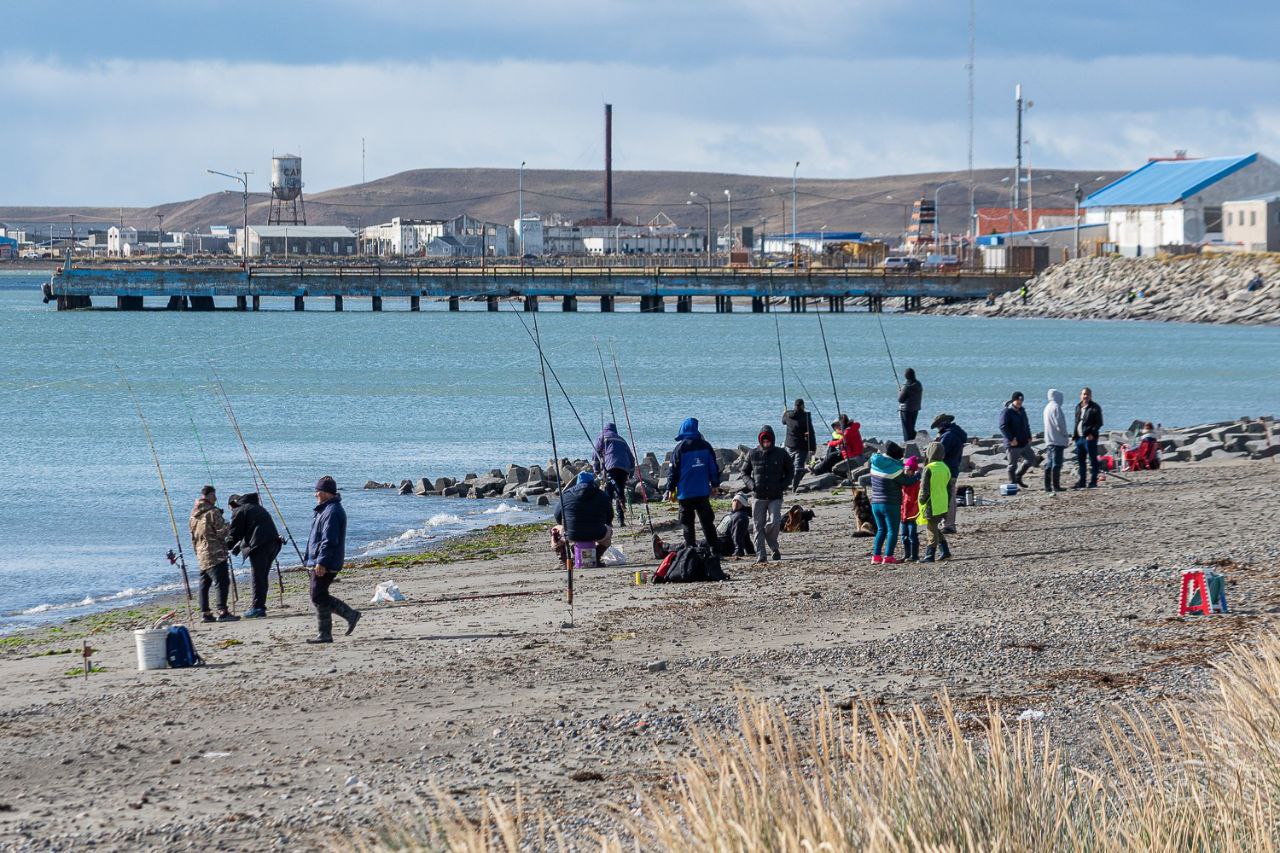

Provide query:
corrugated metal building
left=240, top=226, right=357, bottom=258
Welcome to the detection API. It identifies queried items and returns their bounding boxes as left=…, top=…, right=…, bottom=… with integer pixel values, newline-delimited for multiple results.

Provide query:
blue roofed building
left=1083, top=153, right=1280, bottom=257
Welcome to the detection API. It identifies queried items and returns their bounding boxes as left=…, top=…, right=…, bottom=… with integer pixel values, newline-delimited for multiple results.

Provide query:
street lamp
left=724, top=189, right=733, bottom=263
left=688, top=192, right=711, bottom=267
left=819, top=224, right=828, bottom=261
left=791, top=161, right=799, bottom=264
left=933, top=180, right=962, bottom=246
left=208, top=168, right=251, bottom=268
left=758, top=218, right=768, bottom=263
left=155, top=213, right=164, bottom=257
left=518, top=160, right=526, bottom=259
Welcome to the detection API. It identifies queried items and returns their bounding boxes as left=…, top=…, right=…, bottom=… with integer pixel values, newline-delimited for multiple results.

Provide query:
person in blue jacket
left=303, top=475, right=360, bottom=644
left=998, top=391, right=1036, bottom=487
left=592, top=422, right=635, bottom=526
left=664, top=418, right=720, bottom=549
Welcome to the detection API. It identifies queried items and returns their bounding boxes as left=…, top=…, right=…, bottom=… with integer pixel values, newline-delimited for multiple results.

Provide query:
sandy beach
left=1, top=455, right=1278, bottom=850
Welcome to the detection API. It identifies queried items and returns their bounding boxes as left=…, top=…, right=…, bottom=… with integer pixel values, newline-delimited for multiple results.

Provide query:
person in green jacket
left=916, top=442, right=952, bottom=563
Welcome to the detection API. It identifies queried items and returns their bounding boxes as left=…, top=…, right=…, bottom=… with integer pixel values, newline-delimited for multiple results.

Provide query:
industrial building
left=237, top=225, right=357, bottom=258
left=1083, top=152, right=1280, bottom=256
left=0, top=236, right=17, bottom=260
left=1222, top=194, right=1280, bottom=252
left=361, top=218, right=445, bottom=256
left=762, top=231, right=864, bottom=255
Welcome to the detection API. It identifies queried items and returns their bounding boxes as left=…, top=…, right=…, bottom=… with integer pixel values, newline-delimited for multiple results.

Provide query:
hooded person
left=664, top=418, right=720, bottom=550
left=900, top=456, right=923, bottom=561
left=742, top=424, right=794, bottom=564
left=224, top=491, right=282, bottom=618
left=781, top=399, right=816, bottom=491
left=868, top=441, right=914, bottom=564
left=189, top=485, right=238, bottom=623
left=552, top=471, right=614, bottom=564
left=916, top=442, right=952, bottom=562
left=998, top=391, right=1037, bottom=488
left=898, top=367, right=923, bottom=442
left=303, top=475, right=360, bottom=644
left=592, top=422, right=635, bottom=526
left=931, top=414, right=968, bottom=534
left=715, top=492, right=754, bottom=559
left=1042, top=389, right=1070, bottom=492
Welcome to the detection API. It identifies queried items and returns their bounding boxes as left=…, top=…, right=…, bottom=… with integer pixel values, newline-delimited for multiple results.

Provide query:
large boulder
left=433, top=476, right=455, bottom=492
left=1184, top=437, right=1222, bottom=461
left=797, top=471, right=841, bottom=492
left=398, top=479, right=413, bottom=495
left=505, top=464, right=529, bottom=484
left=526, top=465, right=545, bottom=484
left=714, top=448, right=738, bottom=470
left=363, top=480, right=393, bottom=490
left=413, top=477, right=433, bottom=496
left=1246, top=440, right=1280, bottom=459
left=469, top=476, right=506, bottom=499
left=639, top=453, right=660, bottom=477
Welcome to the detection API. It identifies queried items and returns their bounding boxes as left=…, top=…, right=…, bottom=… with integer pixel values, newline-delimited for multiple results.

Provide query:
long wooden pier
left=43, top=264, right=1026, bottom=312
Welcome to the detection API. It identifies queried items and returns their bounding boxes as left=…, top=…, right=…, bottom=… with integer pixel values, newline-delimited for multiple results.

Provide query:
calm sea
left=2, top=269, right=1277, bottom=630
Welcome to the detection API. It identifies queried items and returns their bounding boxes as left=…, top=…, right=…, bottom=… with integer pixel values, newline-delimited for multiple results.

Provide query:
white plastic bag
left=370, top=580, right=406, bottom=605
left=600, top=546, right=627, bottom=567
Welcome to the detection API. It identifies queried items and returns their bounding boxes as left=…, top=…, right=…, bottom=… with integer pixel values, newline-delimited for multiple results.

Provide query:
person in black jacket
left=741, top=425, right=794, bottom=564
left=715, top=492, right=755, bottom=559
left=898, top=368, right=923, bottom=442
left=1072, top=386, right=1105, bottom=489
left=552, top=472, right=614, bottom=564
left=781, top=399, right=816, bottom=491
left=998, top=392, right=1036, bottom=487
left=224, top=492, right=282, bottom=618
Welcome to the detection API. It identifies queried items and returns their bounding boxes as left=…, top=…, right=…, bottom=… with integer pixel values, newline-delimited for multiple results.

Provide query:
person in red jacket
left=840, top=416, right=865, bottom=460
left=899, top=456, right=922, bottom=561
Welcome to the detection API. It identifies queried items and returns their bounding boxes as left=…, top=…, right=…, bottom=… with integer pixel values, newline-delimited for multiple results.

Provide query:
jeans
left=901, top=520, right=919, bottom=560
left=678, top=496, right=718, bottom=549
left=1075, top=437, right=1100, bottom=486
left=309, top=570, right=357, bottom=639
left=1044, top=445, right=1065, bottom=490
left=751, top=497, right=783, bottom=557
left=199, top=560, right=230, bottom=614
left=787, top=449, right=809, bottom=490
left=899, top=410, right=918, bottom=443
left=871, top=503, right=900, bottom=557
left=248, top=551, right=274, bottom=611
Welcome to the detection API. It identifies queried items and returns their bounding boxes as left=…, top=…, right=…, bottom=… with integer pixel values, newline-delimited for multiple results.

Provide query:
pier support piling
left=236, top=295, right=247, bottom=311
left=116, top=295, right=143, bottom=311
left=789, top=296, right=807, bottom=313
left=751, top=296, right=765, bottom=313
left=562, top=294, right=578, bottom=312
left=486, top=296, right=499, bottom=312
left=331, top=295, right=340, bottom=312
left=372, top=295, right=383, bottom=312
left=166, top=296, right=186, bottom=311
left=599, top=295, right=615, bottom=312
left=715, top=295, right=733, bottom=313
left=252, top=294, right=260, bottom=311
left=410, top=294, right=420, bottom=312
left=523, top=295, right=538, bottom=312
left=448, top=296, right=460, bottom=312
left=189, top=296, right=214, bottom=311
left=676, top=295, right=692, bottom=313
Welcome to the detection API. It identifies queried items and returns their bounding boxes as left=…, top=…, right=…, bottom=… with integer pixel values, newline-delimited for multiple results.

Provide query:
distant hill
left=0, top=167, right=1125, bottom=237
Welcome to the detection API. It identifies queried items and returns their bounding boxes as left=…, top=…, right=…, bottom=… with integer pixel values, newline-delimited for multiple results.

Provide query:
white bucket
left=134, top=628, right=169, bottom=671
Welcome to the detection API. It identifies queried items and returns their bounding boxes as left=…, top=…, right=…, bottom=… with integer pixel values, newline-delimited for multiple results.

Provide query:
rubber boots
left=1043, top=469, right=1053, bottom=493
left=921, top=545, right=937, bottom=564
left=938, top=541, right=952, bottom=561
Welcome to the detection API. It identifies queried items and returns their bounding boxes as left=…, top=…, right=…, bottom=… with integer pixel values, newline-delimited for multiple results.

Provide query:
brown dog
left=851, top=487, right=876, bottom=536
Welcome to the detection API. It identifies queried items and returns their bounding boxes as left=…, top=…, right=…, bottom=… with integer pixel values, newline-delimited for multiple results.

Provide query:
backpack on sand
left=166, top=625, right=204, bottom=668
left=653, top=544, right=728, bottom=584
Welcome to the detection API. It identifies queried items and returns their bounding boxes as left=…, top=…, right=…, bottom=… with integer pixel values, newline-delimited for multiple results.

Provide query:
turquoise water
left=2, top=269, right=1278, bottom=629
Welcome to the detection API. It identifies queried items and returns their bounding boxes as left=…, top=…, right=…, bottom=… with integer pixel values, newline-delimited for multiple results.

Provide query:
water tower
left=268, top=154, right=306, bottom=225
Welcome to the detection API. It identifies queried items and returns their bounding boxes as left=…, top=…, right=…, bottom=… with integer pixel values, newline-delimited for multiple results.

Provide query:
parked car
left=883, top=256, right=921, bottom=271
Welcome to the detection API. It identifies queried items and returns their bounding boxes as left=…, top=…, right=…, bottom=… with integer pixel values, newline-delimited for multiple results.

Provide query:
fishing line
left=594, top=336, right=617, bottom=425
left=816, top=312, right=841, bottom=417
left=608, top=342, right=657, bottom=538
left=770, top=284, right=787, bottom=408
left=788, top=367, right=828, bottom=429
left=530, top=310, right=573, bottom=627
left=875, top=310, right=901, bottom=388
left=104, top=354, right=195, bottom=624
left=503, top=300, right=594, bottom=448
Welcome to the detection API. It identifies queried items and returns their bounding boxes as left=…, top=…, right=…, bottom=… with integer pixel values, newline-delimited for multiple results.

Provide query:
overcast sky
left=5, top=0, right=1279, bottom=205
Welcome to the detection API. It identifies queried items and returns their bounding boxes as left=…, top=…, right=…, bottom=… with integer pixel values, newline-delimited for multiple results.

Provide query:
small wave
left=427, top=513, right=464, bottom=526
left=16, top=583, right=179, bottom=616
left=482, top=502, right=525, bottom=515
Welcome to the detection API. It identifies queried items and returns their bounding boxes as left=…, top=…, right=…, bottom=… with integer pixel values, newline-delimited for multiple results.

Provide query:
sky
left=5, top=0, right=1280, bottom=206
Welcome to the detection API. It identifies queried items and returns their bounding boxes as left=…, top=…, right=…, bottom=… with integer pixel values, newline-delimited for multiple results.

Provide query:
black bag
left=653, top=544, right=728, bottom=583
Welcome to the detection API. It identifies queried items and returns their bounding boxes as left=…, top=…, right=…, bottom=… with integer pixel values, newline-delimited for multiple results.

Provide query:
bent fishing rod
left=530, top=309, right=573, bottom=626
left=770, top=284, right=787, bottom=408
left=875, top=309, right=902, bottom=389
left=206, top=363, right=295, bottom=604
left=594, top=336, right=617, bottom=426
left=503, top=300, right=595, bottom=449
left=607, top=343, right=657, bottom=537
left=106, top=356, right=195, bottom=625
left=816, top=312, right=841, bottom=416
left=788, top=366, right=828, bottom=429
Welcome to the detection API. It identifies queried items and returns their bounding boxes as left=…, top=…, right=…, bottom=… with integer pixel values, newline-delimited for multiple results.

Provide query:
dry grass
left=365, top=632, right=1280, bottom=852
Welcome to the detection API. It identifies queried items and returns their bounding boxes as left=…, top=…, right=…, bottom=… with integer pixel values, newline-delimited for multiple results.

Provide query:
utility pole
left=791, top=161, right=799, bottom=265
left=155, top=213, right=164, bottom=256
left=361, top=138, right=366, bottom=185
left=68, top=214, right=76, bottom=261
left=967, top=0, right=976, bottom=239
left=1014, top=84, right=1023, bottom=215
left=688, top=192, right=711, bottom=267
left=519, top=160, right=526, bottom=258
left=724, top=189, right=732, bottom=263
left=207, top=169, right=252, bottom=269
left=1073, top=182, right=1082, bottom=260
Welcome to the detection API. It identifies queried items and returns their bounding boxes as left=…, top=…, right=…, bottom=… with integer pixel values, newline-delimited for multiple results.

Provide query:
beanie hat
left=227, top=493, right=243, bottom=508
left=732, top=492, right=750, bottom=508
left=904, top=455, right=920, bottom=472
left=200, top=485, right=216, bottom=497
left=576, top=471, right=595, bottom=487
left=315, top=475, right=338, bottom=494
left=1011, top=391, right=1024, bottom=402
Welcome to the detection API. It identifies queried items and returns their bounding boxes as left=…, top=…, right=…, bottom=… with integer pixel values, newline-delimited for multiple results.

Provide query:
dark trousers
left=900, top=410, right=918, bottom=442
left=199, top=560, right=230, bottom=614
left=902, top=520, right=919, bottom=560
left=248, top=551, right=273, bottom=611
left=1043, top=445, right=1065, bottom=490
left=812, top=447, right=842, bottom=475
left=787, top=448, right=809, bottom=490
left=310, top=571, right=356, bottom=638
left=678, top=496, right=718, bottom=549
left=606, top=467, right=629, bottom=524
left=1075, top=437, right=1100, bottom=486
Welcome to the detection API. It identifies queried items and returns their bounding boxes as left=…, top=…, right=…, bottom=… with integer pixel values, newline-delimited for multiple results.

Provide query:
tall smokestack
left=605, top=103, right=613, bottom=222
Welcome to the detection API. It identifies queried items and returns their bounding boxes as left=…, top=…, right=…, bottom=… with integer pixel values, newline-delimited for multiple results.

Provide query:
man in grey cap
left=303, top=475, right=360, bottom=644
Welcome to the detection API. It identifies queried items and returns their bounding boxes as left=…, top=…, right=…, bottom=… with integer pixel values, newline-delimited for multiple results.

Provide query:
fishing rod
left=504, top=300, right=595, bottom=448
left=788, top=366, right=828, bottom=429
left=608, top=343, right=657, bottom=539
left=106, top=356, right=194, bottom=625
left=530, top=309, right=573, bottom=627
left=875, top=309, right=901, bottom=389
left=206, top=363, right=293, bottom=606
left=816, top=312, right=841, bottom=416
left=594, top=336, right=617, bottom=426
left=770, top=284, right=787, bottom=408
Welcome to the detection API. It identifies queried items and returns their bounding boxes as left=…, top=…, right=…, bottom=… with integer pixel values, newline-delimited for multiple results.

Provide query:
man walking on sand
left=189, top=486, right=239, bottom=623
left=1072, top=387, right=1105, bottom=489
left=999, top=391, right=1036, bottom=488
left=303, top=476, right=360, bottom=644
left=742, top=424, right=793, bottom=564
left=781, top=399, right=815, bottom=492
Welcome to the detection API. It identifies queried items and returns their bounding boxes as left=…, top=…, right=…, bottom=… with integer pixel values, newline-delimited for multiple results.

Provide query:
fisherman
left=917, top=441, right=953, bottom=562
left=898, top=367, right=923, bottom=442
left=999, top=391, right=1036, bottom=488
left=303, top=476, right=360, bottom=644
left=224, top=492, right=281, bottom=619
left=931, top=414, right=968, bottom=534
left=189, top=486, right=239, bottom=623
left=552, top=471, right=614, bottom=564
left=1072, top=387, right=1105, bottom=489
left=1042, top=389, right=1070, bottom=492
left=592, top=422, right=635, bottom=526
left=742, top=425, right=793, bottom=564
left=781, top=399, right=815, bottom=492
left=665, top=417, right=720, bottom=550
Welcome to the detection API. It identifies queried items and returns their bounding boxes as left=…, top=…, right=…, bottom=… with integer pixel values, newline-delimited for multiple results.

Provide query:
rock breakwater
left=927, top=255, right=1280, bottom=325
